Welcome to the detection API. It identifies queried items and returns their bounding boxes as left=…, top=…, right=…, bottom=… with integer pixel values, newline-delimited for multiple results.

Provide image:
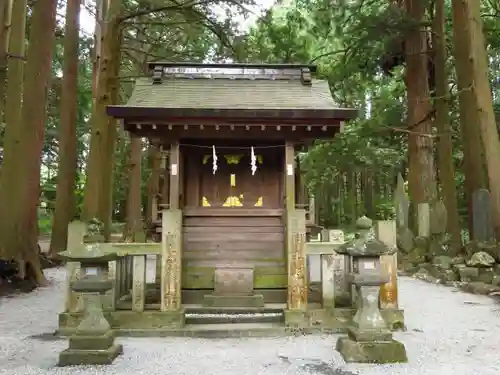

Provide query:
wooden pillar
left=376, top=220, right=399, bottom=309
left=284, top=141, right=295, bottom=210
left=156, top=144, right=176, bottom=285
left=160, top=142, right=182, bottom=310
left=114, top=258, right=123, bottom=302
left=132, top=255, right=147, bottom=312
left=127, top=256, right=133, bottom=292
left=120, top=257, right=127, bottom=296
left=161, top=209, right=182, bottom=311
left=169, top=141, right=180, bottom=209
left=160, top=149, right=169, bottom=206
left=284, top=141, right=307, bottom=310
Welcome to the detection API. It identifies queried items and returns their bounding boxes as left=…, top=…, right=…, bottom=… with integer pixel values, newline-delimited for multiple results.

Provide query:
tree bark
left=82, top=0, right=122, bottom=240
left=451, top=0, right=500, bottom=239
left=0, top=0, right=26, bottom=184
left=122, top=136, right=143, bottom=241
left=450, top=0, right=487, bottom=238
left=0, top=0, right=57, bottom=285
left=433, top=0, right=462, bottom=252
left=405, top=0, right=436, bottom=209
left=0, top=0, right=28, bottom=261
left=49, top=0, right=81, bottom=256
left=0, top=0, right=12, bottom=126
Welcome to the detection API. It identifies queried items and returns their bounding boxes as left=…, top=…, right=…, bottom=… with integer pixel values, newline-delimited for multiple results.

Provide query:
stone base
left=58, top=310, right=185, bottom=335
left=69, top=331, right=115, bottom=350
left=57, top=307, right=404, bottom=336
left=58, top=344, right=123, bottom=366
left=336, top=337, right=408, bottom=364
left=347, top=326, right=393, bottom=342
left=284, top=309, right=308, bottom=328
left=203, top=294, right=264, bottom=308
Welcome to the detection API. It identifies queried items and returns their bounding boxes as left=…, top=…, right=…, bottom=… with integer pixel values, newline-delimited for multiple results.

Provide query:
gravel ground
left=1, top=268, right=500, bottom=375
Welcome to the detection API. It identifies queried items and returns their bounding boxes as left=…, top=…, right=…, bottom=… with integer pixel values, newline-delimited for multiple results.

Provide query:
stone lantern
left=336, top=216, right=407, bottom=363
left=57, top=221, right=123, bottom=366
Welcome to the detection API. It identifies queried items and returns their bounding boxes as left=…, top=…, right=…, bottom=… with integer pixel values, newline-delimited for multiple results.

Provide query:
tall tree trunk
left=122, top=136, right=143, bottom=241
left=433, top=0, right=462, bottom=252
left=0, top=0, right=12, bottom=126
left=82, top=0, right=122, bottom=240
left=452, top=0, right=500, bottom=239
left=0, top=0, right=27, bottom=261
left=450, top=0, right=487, bottom=238
left=0, top=0, right=26, bottom=182
left=49, top=0, right=81, bottom=256
left=92, top=0, right=107, bottom=102
left=405, top=0, right=436, bottom=210
left=0, top=0, right=57, bottom=285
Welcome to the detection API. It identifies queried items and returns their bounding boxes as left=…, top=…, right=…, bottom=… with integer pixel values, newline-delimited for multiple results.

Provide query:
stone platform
left=59, top=344, right=123, bottom=366
left=57, top=306, right=404, bottom=338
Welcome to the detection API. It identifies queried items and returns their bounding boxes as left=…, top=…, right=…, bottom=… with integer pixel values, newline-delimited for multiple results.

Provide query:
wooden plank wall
left=182, top=213, right=286, bottom=289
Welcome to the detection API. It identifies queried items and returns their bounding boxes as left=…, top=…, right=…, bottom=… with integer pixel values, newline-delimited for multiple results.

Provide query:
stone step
left=114, top=322, right=291, bottom=338
left=184, top=306, right=283, bottom=314
left=203, top=294, right=265, bottom=308
left=182, top=323, right=288, bottom=338
left=185, top=311, right=284, bottom=325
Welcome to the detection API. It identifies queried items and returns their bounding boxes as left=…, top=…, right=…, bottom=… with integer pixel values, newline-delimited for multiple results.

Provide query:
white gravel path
left=1, top=268, right=500, bottom=375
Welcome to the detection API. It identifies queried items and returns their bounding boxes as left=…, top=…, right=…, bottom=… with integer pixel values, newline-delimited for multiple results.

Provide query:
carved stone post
left=320, top=229, right=345, bottom=309
left=132, top=255, right=147, bottom=312
left=284, top=209, right=308, bottom=327
left=161, top=209, right=182, bottom=312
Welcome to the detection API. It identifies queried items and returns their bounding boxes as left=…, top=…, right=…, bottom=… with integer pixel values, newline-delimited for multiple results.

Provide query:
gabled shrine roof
left=123, top=77, right=342, bottom=111
left=107, top=62, right=358, bottom=127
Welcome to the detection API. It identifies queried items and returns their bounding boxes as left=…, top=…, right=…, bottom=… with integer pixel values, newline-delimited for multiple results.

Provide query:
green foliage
left=37, top=209, right=53, bottom=235
left=35, top=0, right=500, bottom=232
left=241, top=0, right=500, bottom=227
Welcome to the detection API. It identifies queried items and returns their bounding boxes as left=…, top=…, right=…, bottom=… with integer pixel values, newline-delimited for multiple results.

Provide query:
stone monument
left=336, top=216, right=408, bottom=364
left=58, top=221, right=123, bottom=366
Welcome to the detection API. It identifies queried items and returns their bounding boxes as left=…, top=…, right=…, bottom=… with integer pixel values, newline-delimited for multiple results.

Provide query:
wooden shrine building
left=107, top=62, right=358, bottom=311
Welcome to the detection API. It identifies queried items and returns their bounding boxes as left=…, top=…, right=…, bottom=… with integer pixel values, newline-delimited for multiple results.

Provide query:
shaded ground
left=1, top=268, right=500, bottom=374
left=0, top=238, right=57, bottom=297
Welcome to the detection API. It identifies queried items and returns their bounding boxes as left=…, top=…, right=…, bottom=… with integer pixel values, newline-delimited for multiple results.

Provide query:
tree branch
left=119, top=0, right=209, bottom=22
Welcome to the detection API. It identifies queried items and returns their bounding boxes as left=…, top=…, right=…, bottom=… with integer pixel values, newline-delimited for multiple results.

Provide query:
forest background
left=0, top=0, right=498, bottom=285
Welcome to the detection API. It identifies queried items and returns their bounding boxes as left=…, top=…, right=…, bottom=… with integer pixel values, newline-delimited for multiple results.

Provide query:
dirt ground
left=0, top=238, right=55, bottom=297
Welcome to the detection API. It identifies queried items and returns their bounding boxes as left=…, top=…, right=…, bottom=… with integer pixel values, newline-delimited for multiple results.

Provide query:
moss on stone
left=336, top=337, right=408, bottom=364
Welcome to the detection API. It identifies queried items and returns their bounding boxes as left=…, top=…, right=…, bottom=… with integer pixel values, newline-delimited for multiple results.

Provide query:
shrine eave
left=106, top=106, right=359, bottom=125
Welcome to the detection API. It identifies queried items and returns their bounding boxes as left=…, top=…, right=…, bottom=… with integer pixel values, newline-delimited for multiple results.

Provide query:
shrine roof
left=107, top=62, right=358, bottom=125
left=119, top=77, right=341, bottom=111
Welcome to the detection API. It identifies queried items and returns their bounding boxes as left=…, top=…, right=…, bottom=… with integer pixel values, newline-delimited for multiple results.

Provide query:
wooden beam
left=124, top=126, right=339, bottom=141
left=169, top=142, right=180, bottom=209
left=107, top=106, right=358, bottom=123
